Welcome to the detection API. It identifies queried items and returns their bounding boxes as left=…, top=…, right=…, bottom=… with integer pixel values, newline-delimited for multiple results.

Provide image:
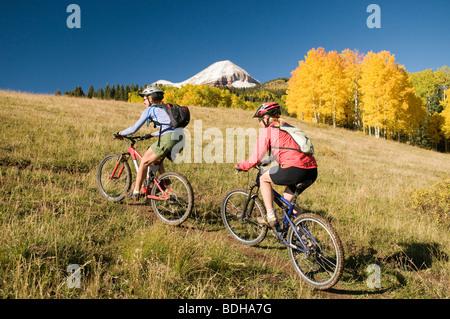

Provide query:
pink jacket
left=238, top=122, right=317, bottom=171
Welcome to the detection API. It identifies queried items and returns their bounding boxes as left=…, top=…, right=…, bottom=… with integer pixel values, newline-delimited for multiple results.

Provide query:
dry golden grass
left=0, top=90, right=448, bottom=298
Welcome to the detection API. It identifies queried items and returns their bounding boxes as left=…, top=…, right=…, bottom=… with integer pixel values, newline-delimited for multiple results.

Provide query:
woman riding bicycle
left=236, top=102, right=318, bottom=226
left=114, top=87, right=184, bottom=199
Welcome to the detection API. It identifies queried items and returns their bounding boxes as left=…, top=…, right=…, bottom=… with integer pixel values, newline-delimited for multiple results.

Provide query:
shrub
left=407, top=178, right=449, bottom=224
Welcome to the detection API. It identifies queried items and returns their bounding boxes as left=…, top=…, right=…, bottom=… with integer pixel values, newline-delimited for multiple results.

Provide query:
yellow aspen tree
left=321, top=50, right=352, bottom=127
left=286, top=62, right=304, bottom=117
left=376, top=51, right=405, bottom=138
left=163, top=88, right=177, bottom=104
left=360, top=51, right=385, bottom=137
left=379, top=55, right=425, bottom=138
left=219, top=89, right=233, bottom=108
left=309, top=48, right=327, bottom=123
left=287, top=60, right=317, bottom=121
left=341, top=49, right=364, bottom=129
left=410, top=69, right=436, bottom=109
left=286, top=48, right=327, bottom=122
left=440, top=88, right=450, bottom=151
left=360, top=51, right=423, bottom=139
left=426, top=112, right=445, bottom=150
left=435, top=66, right=450, bottom=100
left=384, top=60, right=408, bottom=137
left=180, top=84, right=204, bottom=106
left=435, top=67, right=450, bottom=150
left=397, top=74, right=426, bottom=138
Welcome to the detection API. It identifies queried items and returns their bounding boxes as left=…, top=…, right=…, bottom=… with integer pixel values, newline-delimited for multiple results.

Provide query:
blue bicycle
left=221, top=160, right=344, bottom=290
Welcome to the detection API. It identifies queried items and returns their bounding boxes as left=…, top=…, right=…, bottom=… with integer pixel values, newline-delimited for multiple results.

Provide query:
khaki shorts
left=150, top=131, right=184, bottom=159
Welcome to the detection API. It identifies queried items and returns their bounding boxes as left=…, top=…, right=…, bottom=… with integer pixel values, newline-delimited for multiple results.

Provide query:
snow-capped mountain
left=152, top=60, right=261, bottom=88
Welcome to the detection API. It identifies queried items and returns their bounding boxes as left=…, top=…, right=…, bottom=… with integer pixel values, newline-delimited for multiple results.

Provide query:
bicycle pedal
left=126, top=191, right=142, bottom=201
left=257, top=216, right=278, bottom=227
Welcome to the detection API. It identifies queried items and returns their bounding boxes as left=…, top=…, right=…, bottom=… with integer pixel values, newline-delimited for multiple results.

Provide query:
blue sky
left=0, top=0, right=449, bottom=94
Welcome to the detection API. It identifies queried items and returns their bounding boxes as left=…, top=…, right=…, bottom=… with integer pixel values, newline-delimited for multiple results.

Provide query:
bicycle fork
left=241, top=193, right=258, bottom=222
left=110, top=153, right=129, bottom=179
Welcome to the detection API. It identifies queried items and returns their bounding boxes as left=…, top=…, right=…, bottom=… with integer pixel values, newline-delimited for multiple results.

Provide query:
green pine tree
left=125, top=85, right=131, bottom=101
left=119, top=84, right=125, bottom=101
left=87, top=85, right=95, bottom=99
left=116, top=85, right=120, bottom=101
left=105, top=84, right=111, bottom=100
left=97, top=88, right=104, bottom=99
left=74, top=86, right=81, bottom=97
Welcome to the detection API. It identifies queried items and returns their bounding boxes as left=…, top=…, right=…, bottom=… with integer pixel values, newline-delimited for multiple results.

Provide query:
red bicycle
left=97, top=135, right=194, bottom=226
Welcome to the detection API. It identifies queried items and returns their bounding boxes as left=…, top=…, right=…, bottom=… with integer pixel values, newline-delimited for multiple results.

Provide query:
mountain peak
left=152, top=60, right=260, bottom=88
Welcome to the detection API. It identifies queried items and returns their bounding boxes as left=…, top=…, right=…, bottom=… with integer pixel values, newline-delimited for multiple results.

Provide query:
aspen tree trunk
left=333, top=99, right=337, bottom=128
left=363, top=114, right=365, bottom=134
left=313, top=94, right=318, bottom=123
left=354, top=87, right=361, bottom=129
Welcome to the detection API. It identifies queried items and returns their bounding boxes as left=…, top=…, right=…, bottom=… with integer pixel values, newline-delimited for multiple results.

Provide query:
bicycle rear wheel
left=97, top=154, right=132, bottom=202
left=287, top=213, right=344, bottom=290
left=150, top=171, right=194, bottom=226
left=221, top=189, right=267, bottom=246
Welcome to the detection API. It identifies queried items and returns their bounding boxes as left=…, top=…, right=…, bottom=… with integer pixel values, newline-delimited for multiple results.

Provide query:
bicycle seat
left=295, top=180, right=313, bottom=190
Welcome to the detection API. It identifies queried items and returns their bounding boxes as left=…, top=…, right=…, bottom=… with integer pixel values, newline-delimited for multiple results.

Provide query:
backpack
left=275, top=124, right=314, bottom=155
left=153, top=103, right=190, bottom=130
left=149, top=103, right=191, bottom=146
left=160, top=103, right=190, bottom=129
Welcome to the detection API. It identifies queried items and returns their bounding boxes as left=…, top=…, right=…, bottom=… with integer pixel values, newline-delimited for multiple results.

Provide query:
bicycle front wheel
left=221, top=189, right=267, bottom=246
left=287, top=213, right=344, bottom=290
left=97, top=154, right=132, bottom=202
left=150, top=172, right=194, bottom=226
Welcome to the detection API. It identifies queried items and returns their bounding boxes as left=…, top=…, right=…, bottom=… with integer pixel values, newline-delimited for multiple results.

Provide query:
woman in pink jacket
left=236, top=102, right=317, bottom=226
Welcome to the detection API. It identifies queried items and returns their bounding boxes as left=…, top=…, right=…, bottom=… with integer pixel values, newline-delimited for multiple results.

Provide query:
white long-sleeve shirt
left=121, top=105, right=174, bottom=137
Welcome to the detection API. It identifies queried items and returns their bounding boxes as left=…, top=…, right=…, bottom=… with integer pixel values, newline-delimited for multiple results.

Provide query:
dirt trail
left=131, top=201, right=355, bottom=299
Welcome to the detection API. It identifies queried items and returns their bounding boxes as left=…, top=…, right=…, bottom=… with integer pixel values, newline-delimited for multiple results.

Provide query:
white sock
left=267, top=209, right=276, bottom=220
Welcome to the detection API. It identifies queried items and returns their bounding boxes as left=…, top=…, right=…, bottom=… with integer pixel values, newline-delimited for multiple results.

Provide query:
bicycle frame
left=244, top=165, right=314, bottom=253
left=110, top=137, right=171, bottom=201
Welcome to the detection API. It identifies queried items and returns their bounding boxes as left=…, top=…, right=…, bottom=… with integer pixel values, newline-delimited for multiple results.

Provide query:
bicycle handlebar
left=235, top=157, right=272, bottom=174
left=113, top=133, right=153, bottom=145
left=124, top=134, right=153, bottom=141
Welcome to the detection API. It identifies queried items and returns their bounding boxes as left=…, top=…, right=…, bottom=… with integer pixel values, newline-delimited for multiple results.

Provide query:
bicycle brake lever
left=113, top=132, right=123, bottom=140
left=260, top=158, right=272, bottom=167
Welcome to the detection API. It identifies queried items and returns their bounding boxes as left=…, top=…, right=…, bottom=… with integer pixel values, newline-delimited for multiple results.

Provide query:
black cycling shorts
left=268, top=166, right=318, bottom=194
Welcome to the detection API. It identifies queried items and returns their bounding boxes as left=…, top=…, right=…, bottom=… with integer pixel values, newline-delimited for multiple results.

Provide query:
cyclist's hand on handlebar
left=235, top=164, right=243, bottom=173
left=113, top=132, right=123, bottom=140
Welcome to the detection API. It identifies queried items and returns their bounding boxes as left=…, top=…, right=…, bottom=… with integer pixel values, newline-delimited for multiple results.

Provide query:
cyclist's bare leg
left=282, top=187, right=302, bottom=216
left=259, top=172, right=278, bottom=225
left=259, top=171, right=274, bottom=211
left=134, top=148, right=161, bottom=193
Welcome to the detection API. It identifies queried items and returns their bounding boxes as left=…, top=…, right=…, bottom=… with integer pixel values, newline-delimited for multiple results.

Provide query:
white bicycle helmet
left=139, top=86, right=164, bottom=100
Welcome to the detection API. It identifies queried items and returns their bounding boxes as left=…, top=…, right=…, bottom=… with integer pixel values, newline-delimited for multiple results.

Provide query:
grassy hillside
left=0, top=90, right=448, bottom=299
